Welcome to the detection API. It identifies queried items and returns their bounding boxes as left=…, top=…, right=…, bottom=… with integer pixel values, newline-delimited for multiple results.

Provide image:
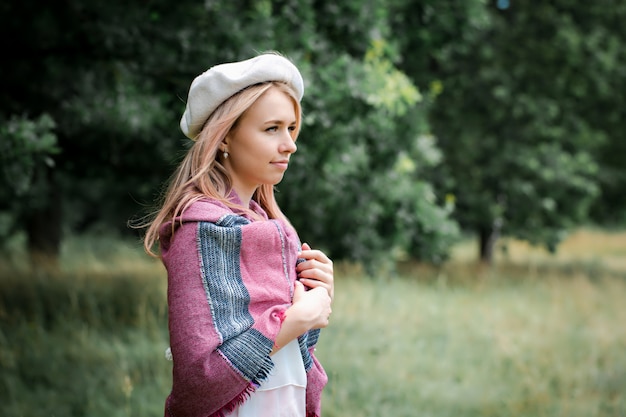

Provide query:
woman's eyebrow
left=263, top=119, right=297, bottom=125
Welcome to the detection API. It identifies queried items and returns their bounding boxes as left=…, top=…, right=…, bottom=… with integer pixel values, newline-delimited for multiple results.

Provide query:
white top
left=226, top=339, right=307, bottom=417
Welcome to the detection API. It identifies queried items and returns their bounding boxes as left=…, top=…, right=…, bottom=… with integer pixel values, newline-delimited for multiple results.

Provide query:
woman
left=143, top=52, right=334, bottom=417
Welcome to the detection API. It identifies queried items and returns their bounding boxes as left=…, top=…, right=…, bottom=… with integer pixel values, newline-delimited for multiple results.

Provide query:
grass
left=319, top=269, right=626, bottom=416
left=0, top=235, right=170, bottom=417
left=1, top=229, right=625, bottom=416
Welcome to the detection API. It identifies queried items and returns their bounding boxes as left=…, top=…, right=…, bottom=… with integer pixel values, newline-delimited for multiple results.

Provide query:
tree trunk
left=478, top=220, right=501, bottom=264
left=25, top=169, right=62, bottom=272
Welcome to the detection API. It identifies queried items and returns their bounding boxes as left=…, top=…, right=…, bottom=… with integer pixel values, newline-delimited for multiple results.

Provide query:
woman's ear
left=220, top=136, right=230, bottom=152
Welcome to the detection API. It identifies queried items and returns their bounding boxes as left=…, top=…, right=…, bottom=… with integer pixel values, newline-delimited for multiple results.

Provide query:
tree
left=0, top=0, right=459, bottom=272
left=393, top=0, right=612, bottom=262
left=280, top=41, right=459, bottom=270
left=580, top=3, right=626, bottom=225
left=0, top=0, right=196, bottom=263
left=0, top=115, right=60, bottom=266
left=246, top=0, right=461, bottom=269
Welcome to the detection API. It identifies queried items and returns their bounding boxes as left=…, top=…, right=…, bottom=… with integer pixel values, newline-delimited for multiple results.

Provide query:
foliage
left=2, top=0, right=626, bottom=265
left=578, top=3, right=626, bottom=224
left=0, top=115, right=59, bottom=245
left=175, top=0, right=461, bottom=268
left=0, top=114, right=59, bottom=197
left=0, top=0, right=190, bottom=243
left=0, top=0, right=458, bottom=269
left=279, top=40, right=459, bottom=269
left=391, top=0, right=623, bottom=258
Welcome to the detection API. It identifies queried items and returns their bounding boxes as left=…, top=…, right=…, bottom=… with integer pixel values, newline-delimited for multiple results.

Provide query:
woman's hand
left=290, top=280, right=332, bottom=330
left=271, top=244, right=334, bottom=355
left=296, top=243, right=334, bottom=301
left=272, top=280, right=331, bottom=354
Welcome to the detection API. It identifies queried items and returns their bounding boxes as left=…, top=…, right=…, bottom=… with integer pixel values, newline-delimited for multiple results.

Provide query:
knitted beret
left=180, top=53, right=304, bottom=139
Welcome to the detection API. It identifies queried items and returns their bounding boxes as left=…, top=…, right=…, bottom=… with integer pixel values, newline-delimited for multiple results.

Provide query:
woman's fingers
left=299, top=244, right=332, bottom=264
left=297, top=246, right=333, bottom=275
left=292, top=280, right=305, bottom=302
left=297, top=260, right=331, bottom=279
left=297, top=243, right=334, bottom=300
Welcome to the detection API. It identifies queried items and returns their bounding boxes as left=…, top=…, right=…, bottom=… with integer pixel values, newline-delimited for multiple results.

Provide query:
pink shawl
left=159, top=196, right=327, bottom=417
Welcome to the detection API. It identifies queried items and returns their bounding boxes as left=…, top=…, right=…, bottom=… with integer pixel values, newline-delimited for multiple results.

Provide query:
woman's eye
left=266, top=126, right=278, bottom=132
left=288, top=125, right=296, bottom=132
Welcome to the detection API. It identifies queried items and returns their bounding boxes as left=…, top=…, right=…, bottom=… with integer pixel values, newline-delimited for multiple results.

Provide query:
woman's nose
left=280, top=131, right=297, bottom=154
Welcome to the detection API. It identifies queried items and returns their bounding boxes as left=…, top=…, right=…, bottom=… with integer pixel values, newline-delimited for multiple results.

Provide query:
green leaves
left=12, top=0, right=626, bottom=267
left=389, top=0, right=626, bottom=258
left=0, top=114, right=59, bottom=197
left=0, top=0, right=464, bottom=269
left=360, top=40, right=422, bottom=115
left=277, top=34, right=459, bottom=270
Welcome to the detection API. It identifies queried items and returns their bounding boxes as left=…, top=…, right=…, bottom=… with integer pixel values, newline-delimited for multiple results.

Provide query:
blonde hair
left=141, top=81, right=302, bottom=257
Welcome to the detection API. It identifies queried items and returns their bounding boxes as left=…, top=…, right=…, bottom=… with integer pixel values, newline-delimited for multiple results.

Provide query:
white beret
left=180, top=53, right=304, bottom=139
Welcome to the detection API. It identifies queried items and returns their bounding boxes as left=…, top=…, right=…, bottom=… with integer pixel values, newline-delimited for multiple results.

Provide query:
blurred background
left=1, top=0, right=625, bottom=416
